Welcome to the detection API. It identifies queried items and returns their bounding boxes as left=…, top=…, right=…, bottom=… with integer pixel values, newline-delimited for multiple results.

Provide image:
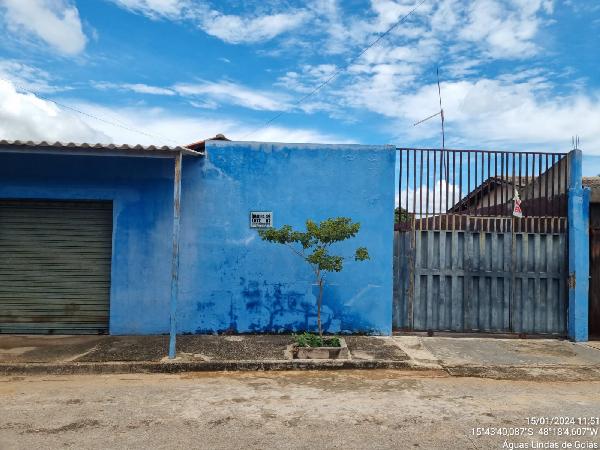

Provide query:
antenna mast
left=413, top=66, right=446, bottom=149
left=437, top=67, right=445, bottom=150
left=413, top=66, right=448, bottom=179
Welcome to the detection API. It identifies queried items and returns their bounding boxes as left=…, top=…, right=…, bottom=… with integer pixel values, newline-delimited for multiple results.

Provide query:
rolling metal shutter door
left=0, top=200, right=112, bottom=334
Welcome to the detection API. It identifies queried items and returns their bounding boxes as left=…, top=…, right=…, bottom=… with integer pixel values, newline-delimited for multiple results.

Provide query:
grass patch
left=293, top=332, right=341, bottom=348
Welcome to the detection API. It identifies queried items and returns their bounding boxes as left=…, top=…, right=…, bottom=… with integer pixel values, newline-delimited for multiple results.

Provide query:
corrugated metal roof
left=449, top=176, right=535, bottom=212
left=583, top=176, right=600, bottom=189
left=186, top=133, right=230, bottom=152
left=0, top=139, right=203, bottom=157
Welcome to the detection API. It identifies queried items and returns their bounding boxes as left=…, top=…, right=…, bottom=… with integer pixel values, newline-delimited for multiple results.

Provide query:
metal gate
left=0, top=200, right=113, bottom=334
left=393, top=148, right=570, bottom=335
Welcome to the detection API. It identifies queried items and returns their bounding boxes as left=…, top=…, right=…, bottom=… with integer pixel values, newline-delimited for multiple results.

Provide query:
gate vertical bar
left=487, top=152, right=491, bottom=217
left=467, top=152, right=471, bottom=221
left=439, top=151, right=444, bottom=226
left=551, top=154, right=556, bottom=218
left=459, top=151, right=463, bottom=229
left=411, top=149, right=418, bottom=328
left=557, top=153, right=562, bottom=218
left=432, top=150, right=437, bottom=229
left=425, top=150, right=430, bottom=230
left=419, top=150, right=424, bottom=230
left=399, top=149, right=403, bottom=226
left=510, top=152, right=516, bottom=332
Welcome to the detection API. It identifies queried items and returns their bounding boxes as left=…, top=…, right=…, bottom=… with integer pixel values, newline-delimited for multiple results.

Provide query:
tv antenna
left=413, top=67, right=448, bottom=180
left=413, top=66, right=446, bottom=149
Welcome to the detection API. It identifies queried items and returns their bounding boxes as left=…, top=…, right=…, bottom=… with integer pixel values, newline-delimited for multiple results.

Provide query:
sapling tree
left=258, top=217, right=369, bottom=338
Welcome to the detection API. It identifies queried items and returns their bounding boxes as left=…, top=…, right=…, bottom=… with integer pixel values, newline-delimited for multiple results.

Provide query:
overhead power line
left=1, top=77, right=181, bottom=146
left=240, top=0, right=429, bottom=140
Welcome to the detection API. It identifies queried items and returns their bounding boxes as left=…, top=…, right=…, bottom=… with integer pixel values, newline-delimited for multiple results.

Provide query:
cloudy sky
left=0, top=0, right=599, bottom=169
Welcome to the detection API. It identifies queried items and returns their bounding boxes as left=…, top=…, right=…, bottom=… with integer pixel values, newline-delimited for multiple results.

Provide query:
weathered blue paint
left=0, top=141, right=396, bottom=335
left=567, top=149, right=590, bottom=342
left=177, top=141, right=396, bottom=335
left=169, top=152, right=182, bottom=358
left=0, top=151, right=173, bottom=334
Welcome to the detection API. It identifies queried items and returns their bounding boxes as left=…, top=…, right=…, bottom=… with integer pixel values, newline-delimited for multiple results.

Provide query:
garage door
left=0, top=200, right=112, bottom=334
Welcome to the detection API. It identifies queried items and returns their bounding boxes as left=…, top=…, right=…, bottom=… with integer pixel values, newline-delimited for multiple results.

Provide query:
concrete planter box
left=288, top=338, right=349, bottom=360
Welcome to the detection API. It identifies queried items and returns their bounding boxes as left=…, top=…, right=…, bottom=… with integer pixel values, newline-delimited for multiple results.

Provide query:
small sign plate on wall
left=250, top=211, right=273, bottom=228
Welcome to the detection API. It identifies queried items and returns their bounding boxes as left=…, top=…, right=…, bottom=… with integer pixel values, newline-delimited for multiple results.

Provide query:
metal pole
left=169, top=151, right=183, bottom=359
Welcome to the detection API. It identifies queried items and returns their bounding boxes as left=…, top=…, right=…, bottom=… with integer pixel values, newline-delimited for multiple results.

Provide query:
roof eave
left=0, top=140, right=203, bottom=158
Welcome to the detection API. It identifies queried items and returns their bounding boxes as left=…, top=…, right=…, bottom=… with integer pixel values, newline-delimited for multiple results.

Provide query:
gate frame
left=567, top=149, right=591, bottom=342
left=394, top=147, right=589, bottom=338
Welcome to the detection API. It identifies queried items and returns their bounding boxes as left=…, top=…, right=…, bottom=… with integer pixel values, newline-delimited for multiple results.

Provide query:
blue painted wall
left=0, top=141, right=396, bottom=335
left=0, top=152, right=173, bottom=334
left=178, top=141, right=396, bottom=335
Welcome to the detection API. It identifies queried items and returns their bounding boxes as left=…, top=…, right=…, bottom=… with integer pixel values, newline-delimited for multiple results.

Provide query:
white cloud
left=0, top=60, right=62, bottom=93
left=68, top=102, right=353, bottom=146
left=305, top=1, right=353, bottom=54
left=277, top=64, right=338, bottom=94
left=199, top=10, right=309, bottom=44
left=0, top=79, right=107, bottom=143
left=110, top=0, right=309, bottom=44
left=173, top=80, right=290, bottom=111
left=444, top=58, right=483, bottom=78
left=3, top=0, right=589, bottom=155
left=122, top=83, right=176, bottom=96
left=278, top=60, right=600, bottom=153
left=108, top=0, right=553, bottom=59
left=0, top=0, right=87, bottom=55
left=0, top=78, right=348, bottom=146
left=370, top=0, right=425, bottom=30
left=394, top=77, right=600, bottom=152
left=301, top=0, right=553, bottom=79
left=458, top=0, right=553, bottom=59
left=109, top=0, right=188, bottom=19
left=398, top=182, right=461, bottom=215
left=338, top=62, right=420, bottom=118
left=188, top=99, right=218, bottom=109
left=91, top=78, right=291, bottom=111
left=93, top=81, right=176, bottom=96
left=256, top=0, right=596, bottom=154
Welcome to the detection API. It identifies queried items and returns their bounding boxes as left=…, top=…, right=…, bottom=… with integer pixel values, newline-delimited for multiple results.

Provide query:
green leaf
left=395, top=206, right=412, bottom=223
left=258, top=217, right=368, bottom=274
left=293, top=332, right=341, bottom=347
left=307, top=247, right=343, bottom=272
left=355, top=247, right=370, bottom=261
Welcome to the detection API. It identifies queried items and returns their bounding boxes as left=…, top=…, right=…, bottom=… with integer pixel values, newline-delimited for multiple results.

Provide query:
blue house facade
left=0, top=139, right=396, bottom=336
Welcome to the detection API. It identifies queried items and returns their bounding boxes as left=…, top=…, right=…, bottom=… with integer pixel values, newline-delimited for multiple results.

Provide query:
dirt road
left=1, top=370, right=599, bottom=449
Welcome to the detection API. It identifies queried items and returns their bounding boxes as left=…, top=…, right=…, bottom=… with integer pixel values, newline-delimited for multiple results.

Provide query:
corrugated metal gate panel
left=0, top=200, right=112, bottom=334
left=393, top=231, right=412, bottom=329
left=393, top=230, right=567, bottom=335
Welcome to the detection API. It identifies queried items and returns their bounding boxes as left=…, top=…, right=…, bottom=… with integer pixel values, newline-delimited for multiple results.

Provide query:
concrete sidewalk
left=1, top=334, right=600, bottom=380
left=393, top=335, right=600, bottom=380
left=0, top=334, right=413, bottom=375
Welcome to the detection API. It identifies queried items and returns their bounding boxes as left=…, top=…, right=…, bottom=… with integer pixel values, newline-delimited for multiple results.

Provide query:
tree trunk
left=317, top=278, right=324, bottom=338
